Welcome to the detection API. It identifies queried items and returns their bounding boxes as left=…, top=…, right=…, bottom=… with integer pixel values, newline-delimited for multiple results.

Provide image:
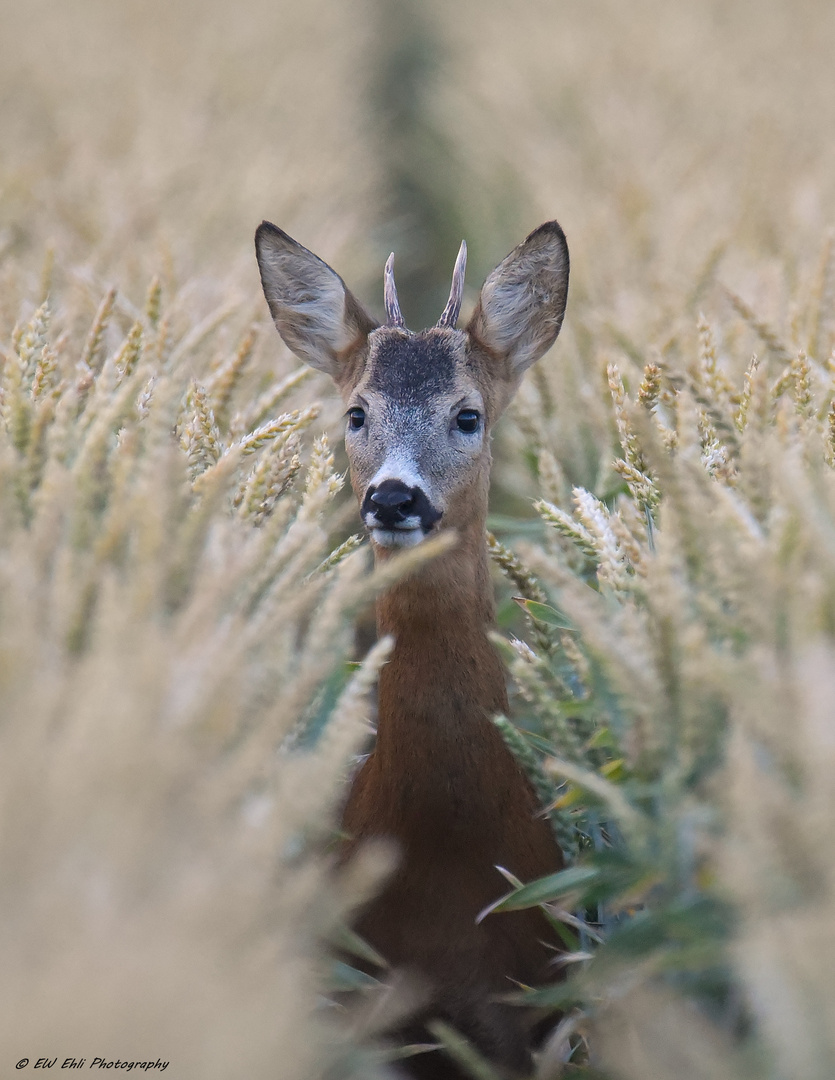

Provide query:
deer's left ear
left=255, top=221, right=378, bottom=381
left=467, top=221, right=569, bottom=383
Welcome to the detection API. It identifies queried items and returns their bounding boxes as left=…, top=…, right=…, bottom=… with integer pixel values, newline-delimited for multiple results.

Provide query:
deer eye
left=456, top=409, right=480, bottom=434
left=347, top=407, right=366, bottom=430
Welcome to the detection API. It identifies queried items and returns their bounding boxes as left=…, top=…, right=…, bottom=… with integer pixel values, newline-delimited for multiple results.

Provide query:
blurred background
left=3, top=1, right=835, bottom=1077
left=3, top=0, right=834, bottom=319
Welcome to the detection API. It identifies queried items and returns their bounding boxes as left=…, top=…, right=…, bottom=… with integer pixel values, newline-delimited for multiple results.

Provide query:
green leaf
left=481, top=850, right=653, bottom=922
left=326, top=960, right=382, bottom=993
left=505, top=979, right=586, bottom=1010
left=381, top=1043, right=441, bottom=1063
left=600, top=758, right=627, bottom=781
left=586, top=725, right=619, bottom=750
left=544, top=909, right=582, bottom=952
left=329, top=922, right=389, bottom=969
left=513, top=597, right=576, bottom=630
left=478, top=865, right=602, bottom=919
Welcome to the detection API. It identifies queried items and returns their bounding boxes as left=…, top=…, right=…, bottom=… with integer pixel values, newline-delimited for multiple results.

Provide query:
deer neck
left=373, top=515, right=509, bottom=780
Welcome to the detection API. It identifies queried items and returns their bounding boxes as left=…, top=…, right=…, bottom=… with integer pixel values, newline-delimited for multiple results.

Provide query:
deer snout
left=362, top=479, right=442, bottom=544
left=371, top=481, right=414, bottom=520
left=363, top=479, right=416, bottom=528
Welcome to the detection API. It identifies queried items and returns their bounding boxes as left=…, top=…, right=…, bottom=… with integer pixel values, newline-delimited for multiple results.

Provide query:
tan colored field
left=3, top=1, right=835, bottom=1077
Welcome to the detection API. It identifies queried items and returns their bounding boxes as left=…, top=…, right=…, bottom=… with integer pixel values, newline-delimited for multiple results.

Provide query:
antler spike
left=384, top=253, right=406, bottom=329
left=437, top=240, right=467, bottom=329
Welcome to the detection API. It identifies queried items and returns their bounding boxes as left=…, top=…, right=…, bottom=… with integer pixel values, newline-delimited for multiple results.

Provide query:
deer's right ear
left=255, top=221, right=378, bottom=379
left=467, top=221, right=569, bottom=384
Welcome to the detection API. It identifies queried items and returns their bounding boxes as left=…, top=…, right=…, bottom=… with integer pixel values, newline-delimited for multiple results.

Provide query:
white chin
left=370, top=527, right=426, bottom=549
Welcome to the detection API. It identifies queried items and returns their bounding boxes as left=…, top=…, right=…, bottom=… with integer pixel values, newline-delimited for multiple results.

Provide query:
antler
left=383, top=253, right=406, bottom=329
left=436, top=240, right=467, bottom=329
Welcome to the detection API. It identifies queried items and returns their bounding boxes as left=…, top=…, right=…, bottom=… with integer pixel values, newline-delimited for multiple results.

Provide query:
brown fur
left=343, top=521, right=565, bottom=1076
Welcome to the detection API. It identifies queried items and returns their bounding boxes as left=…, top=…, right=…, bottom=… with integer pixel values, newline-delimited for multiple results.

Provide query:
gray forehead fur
left=364, top=327, right=468, bottom=402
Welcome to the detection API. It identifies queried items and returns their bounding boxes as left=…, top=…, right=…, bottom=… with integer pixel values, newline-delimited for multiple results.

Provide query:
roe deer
left=256, top=220, right=570, bottom=1078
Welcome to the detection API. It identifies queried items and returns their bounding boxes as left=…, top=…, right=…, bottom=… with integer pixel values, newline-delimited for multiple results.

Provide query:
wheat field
left=2, top=0, right=835, bottom=1077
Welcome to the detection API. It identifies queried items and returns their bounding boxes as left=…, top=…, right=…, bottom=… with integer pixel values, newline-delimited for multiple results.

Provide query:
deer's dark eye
left=347, top=407, right=366, bottom=430
left=456, top=409, right=480, bottom=434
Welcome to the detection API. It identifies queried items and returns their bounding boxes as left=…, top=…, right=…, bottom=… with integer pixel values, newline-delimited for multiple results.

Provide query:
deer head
left=255, top=221, right=569, bottom=550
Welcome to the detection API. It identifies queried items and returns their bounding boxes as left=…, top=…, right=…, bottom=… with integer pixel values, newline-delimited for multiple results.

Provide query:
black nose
left=364, top=480, right=416, bottom=527
left=371, top=486, right=413, bottom=511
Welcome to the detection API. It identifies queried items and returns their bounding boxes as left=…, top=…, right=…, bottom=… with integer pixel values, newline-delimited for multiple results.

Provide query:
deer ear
left=467, top=221, right=569, bottom=381
left=255, top=221, right=378, bottom=378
